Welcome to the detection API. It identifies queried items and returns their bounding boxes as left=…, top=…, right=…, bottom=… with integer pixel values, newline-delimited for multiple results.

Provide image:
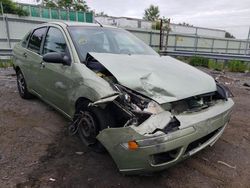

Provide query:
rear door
left=25, top=27, right=47, bottom=92
left=38, top=26, right=72, bottom=114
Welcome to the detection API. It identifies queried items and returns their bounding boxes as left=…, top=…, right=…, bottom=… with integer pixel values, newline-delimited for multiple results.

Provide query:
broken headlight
left=115, top=84, right=164, bottom=115
left=216, top=83, right=233, bottom=100
left=144, top=101, right=165, bottom=114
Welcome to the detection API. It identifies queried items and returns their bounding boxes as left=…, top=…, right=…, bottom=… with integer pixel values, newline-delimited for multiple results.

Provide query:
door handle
left=23, top=52, right=27, bottom=58
left=40, top=62, right=45, bottom=69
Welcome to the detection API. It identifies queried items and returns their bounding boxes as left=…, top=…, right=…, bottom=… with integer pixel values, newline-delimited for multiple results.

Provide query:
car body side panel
left=65, top=63, right=119, bottom=118
left=13, top=43, right=31, bottom=88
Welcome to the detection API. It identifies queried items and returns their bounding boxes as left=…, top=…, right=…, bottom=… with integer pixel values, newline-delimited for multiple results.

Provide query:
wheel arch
left=75, top=97, right=92, bottom=110
left=14, top=65, right=21, bottom=73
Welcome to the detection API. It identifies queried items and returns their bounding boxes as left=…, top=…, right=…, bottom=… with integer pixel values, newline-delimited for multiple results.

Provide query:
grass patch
left=208, top=59, right=224, bottom=71
left=0, top=59, right=13, bottom=68
left=184, top=56, right=249, bottom=73
left=189, top=56, right=209, bottom=67
left=227, top=60, right=248, bottom=72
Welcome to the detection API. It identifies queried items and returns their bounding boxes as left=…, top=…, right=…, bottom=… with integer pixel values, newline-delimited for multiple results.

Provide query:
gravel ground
left=0, top=67, right=250, bottom=188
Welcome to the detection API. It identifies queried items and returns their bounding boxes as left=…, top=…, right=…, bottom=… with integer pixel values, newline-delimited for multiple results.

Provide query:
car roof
left=47, top=21, right=117, bottom=29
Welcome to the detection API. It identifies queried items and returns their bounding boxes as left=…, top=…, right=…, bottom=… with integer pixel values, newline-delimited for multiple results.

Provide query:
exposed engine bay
left=85, top=54, right=232, bottom=134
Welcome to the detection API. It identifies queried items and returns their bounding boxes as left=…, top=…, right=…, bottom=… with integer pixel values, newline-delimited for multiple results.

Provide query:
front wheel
left=16, top=70, right=33, bottom=99
left=74, top=100, right=114, bottom=152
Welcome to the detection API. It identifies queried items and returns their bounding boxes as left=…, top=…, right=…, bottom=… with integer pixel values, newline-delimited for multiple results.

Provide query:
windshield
left=68, top=26, right=158, bottom=61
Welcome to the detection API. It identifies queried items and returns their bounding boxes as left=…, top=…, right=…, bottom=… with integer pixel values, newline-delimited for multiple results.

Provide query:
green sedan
left=12, top=21, right=234, bottom=174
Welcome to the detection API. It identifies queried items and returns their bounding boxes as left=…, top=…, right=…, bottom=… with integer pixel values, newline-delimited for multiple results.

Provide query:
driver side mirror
left=43, top=52, right=71, bottom=66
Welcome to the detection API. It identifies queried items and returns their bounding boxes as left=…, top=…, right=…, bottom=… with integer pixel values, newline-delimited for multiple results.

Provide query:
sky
left=14, top=0, right=250, bottom=39
left=85, top=0, right=250, bottom=39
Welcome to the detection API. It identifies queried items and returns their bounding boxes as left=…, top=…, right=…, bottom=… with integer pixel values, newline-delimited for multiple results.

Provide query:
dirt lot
left=0, top=67, right=250, bottom=188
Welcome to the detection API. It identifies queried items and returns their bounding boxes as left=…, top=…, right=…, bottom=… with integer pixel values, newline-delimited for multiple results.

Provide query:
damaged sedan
left=12, top=22, right=234, bottom=174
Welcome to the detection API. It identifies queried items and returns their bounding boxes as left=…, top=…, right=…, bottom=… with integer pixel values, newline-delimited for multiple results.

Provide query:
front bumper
left=97, top=98, right=234, bottom=174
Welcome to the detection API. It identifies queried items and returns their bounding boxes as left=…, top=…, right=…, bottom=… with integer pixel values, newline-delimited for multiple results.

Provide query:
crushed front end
left=96, top=85, right=234, bottom=174
left=85, top=53, right=234, bottom=174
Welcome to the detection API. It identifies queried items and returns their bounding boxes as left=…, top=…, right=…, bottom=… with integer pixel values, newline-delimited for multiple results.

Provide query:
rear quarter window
left=28, top=27, right=47, bottom=54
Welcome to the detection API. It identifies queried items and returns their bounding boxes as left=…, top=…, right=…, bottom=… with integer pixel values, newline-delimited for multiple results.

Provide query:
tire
left=16, top=70, right=33, bottom=99
left=74, top=100, right=114, bottom=152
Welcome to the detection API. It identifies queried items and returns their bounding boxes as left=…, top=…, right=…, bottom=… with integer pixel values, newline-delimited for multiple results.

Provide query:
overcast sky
left=85, top=0, right=250, bottom=39
left=15, top=0, right=250, bottom=39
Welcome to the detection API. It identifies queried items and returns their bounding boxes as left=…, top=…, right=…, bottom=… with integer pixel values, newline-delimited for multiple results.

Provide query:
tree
left=72, top=0, right=89, bottom=11
left=44, top=0, right=89, bottom=12
left=225, top=31, right=235, bottom=39
left=178, top=22, right=193, bottom=27
left=95, top=11, right=108, bottom=17
left=152, top=17, right=171, bottom=31
left=0, top=0, right=28, bottom=16
left=143, top=5, right=160, bottom=21
left=43, top=0, right=58, bottom=8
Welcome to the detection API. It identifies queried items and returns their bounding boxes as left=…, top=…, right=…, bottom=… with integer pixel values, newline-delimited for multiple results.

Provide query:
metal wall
left=127, top=28, right=250, bottom=55
left=0, top=15, right=249, bottom=55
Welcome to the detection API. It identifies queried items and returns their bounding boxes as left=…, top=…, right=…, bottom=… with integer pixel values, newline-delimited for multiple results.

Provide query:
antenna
left=94, top=19, right=103, bottom=27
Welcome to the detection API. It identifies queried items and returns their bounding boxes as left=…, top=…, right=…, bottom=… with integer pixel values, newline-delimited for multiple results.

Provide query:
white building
left=95, top=16, right=152, bottom=30
left=95, top=16, right=226, bottom=38
left=12, top=0, right=43, bottom=5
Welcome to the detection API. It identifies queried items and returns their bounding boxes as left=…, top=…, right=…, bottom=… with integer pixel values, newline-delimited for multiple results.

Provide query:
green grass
left=0, top=59, right=13, bottom=68
left=227, top=60, right=248, bottom=72
left=208, top=59, right=224, bottom=71
left=182, top=56, right=249, bottom=73
left=189, top=56, right=209, bottom=67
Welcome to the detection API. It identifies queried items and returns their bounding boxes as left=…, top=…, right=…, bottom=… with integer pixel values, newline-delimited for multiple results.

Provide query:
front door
left=38, top=26, right=72, bottom=114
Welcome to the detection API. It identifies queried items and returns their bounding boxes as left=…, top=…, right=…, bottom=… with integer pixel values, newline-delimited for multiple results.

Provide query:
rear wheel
left=16, top=70, right=33, bottom=99
left=74, top=100, right=114, bottom=152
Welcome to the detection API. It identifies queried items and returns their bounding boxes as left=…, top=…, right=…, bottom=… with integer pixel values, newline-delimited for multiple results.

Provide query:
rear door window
left=21, top=31, right=31, bottom=48
left=28, top=27, right=47, bottom=54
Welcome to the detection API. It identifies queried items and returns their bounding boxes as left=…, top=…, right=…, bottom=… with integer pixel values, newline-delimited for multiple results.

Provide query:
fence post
left=5, top=16, right=11, bottom=48
left=245, top=26, right=250, bottom=55
left=225, top=40, right=229, bottom=53
left=39, top=6, right=41, bottom=18
left=58, top=9, right=61, bottom=19
left=28, top=5, right=31, bottom=16
left=0, top=2, right=3, bottom=16
left=211, top=39, right=214, bottom=53
left=84, top=12, right=86, bottom=22
left=238, top=41, right=241, bottom=54
left=49, top=8, right=52, bottom=19
left=194, top=28, right=198, bottom=52
left=76, top=11, right=78, bottom=22
left=149, top=31, right=152, bottom=47
left=174, top=34, right=177, bottom=51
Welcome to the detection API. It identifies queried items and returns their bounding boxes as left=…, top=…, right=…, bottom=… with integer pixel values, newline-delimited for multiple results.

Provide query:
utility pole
left=245, top=26, right=250, bottom=55
left=164, top=18, right=171, bottom=51
left=1, top=2, right=5, bottom=41
left=0, top=2, right=4, bottom=16
left=0, top=2, right=11, bottom=49
left=159, top=19, right=163, bottom=51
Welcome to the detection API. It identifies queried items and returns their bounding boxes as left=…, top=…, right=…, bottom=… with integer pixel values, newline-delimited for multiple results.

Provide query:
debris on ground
left=75, top=152, right=85, bottom=155
left=217, top=161, right=236, bottom=169
left=49, top=178, right=56, bottom=182
left=243, top=82, right=250, bottom=87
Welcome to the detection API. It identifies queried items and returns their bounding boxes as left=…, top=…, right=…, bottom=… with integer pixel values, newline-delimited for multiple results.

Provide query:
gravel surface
left=0, top=67, right=250, bottom=188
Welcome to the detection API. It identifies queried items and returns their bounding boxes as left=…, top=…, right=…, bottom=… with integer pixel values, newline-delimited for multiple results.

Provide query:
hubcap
left=77, top=111, right=98, bottom=145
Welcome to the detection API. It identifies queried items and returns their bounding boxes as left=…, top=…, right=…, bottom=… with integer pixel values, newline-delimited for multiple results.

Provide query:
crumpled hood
left=89, top=52, right=217, bottom=104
